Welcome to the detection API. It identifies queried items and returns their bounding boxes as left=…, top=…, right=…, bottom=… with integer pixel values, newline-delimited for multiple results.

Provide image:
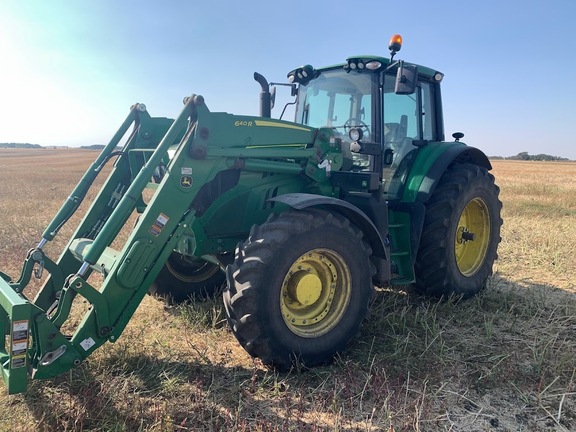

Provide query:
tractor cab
left=289, top=36, right=446, bottom=200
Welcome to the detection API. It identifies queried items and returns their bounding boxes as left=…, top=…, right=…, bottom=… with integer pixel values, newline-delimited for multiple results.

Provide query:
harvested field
left=0, top=149, right=575, bottom=431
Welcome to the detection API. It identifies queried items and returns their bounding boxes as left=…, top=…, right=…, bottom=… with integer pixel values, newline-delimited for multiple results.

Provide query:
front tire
left=415, top=163, right=502, bottom=299
left=223, top=209, right=374, bottom=369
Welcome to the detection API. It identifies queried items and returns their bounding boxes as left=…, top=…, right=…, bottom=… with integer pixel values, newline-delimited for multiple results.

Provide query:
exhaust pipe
left=254, top=72, right=271, bottom=118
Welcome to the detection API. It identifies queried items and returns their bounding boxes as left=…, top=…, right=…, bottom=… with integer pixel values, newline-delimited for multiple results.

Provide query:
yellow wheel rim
left=455, top=198, right=491, bottom=276
left=280, top=249, right=351, bottom=338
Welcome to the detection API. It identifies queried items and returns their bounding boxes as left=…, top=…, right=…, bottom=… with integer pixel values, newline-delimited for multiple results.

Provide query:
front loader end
left=0, top=274, right=33, bottom=394
left=0, top=94, right=344, bottom=394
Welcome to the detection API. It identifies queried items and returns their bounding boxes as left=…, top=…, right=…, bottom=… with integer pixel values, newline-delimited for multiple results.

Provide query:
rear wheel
left=415, top=163, right=502, bottom=299
left=223, top=209, right=374, bottom=369
left=150, top=252, right=225, bottom=302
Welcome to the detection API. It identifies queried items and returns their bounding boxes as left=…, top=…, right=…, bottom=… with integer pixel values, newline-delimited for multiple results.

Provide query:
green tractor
left=0, top=35, right=501, bottom=394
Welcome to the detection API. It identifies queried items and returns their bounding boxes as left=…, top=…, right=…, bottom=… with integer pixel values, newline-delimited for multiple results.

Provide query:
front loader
left=0, top=35, right=502, bottom=394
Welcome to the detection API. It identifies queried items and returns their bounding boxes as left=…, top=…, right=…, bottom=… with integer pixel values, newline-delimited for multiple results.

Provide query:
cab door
left=381, top=76, right=437, bottom=199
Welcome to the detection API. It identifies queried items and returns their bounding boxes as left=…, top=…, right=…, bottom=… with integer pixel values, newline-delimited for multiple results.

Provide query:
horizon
left=1, top=142, right=573, bottom=162
left=1, top=1, right=575, bottom=160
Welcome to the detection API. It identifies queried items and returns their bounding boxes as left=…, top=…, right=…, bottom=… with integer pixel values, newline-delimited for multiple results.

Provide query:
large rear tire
left=149, top=252, right=225, bottom=302
left=223, top=209, right=374, bottom=369
left=415, top=163, right=502, bottom=299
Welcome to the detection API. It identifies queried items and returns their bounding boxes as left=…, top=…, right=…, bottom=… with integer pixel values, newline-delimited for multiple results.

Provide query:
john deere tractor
left=0, top=35, right=501, bottom=394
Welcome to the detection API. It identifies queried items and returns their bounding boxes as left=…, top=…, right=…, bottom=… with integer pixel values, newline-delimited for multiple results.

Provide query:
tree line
left=489, top=151, right=570, bottom=161
left=0, top=143, right=42, bottom=149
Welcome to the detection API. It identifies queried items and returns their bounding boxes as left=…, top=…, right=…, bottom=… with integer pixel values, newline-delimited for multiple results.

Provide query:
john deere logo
left=180, top=176, right=192, bottom=188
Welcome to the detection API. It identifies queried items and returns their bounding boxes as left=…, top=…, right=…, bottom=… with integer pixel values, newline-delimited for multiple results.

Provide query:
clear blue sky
left=1, top=0, right=575, bottom=159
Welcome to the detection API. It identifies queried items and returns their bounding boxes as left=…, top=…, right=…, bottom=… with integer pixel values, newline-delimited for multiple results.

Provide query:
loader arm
left=0, top=95, right=340, bottom=394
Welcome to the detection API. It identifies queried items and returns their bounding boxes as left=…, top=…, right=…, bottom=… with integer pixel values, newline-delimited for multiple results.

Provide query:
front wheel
left=149, top=252, right=225, bottom=302
left=415, top=163, right=502, bottom=299
left=223, top=209, right=374, bottom=369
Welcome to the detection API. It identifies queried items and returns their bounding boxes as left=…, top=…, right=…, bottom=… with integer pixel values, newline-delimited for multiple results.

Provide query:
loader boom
left=0, top=94, right=343, bottom=394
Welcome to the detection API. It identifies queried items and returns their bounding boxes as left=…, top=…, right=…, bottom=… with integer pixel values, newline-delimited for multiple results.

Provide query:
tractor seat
left=384, top=122, right=407, bottom=144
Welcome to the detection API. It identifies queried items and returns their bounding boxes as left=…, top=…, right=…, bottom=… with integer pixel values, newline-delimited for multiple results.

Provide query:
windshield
left=295, top=69, right=375, bottom=140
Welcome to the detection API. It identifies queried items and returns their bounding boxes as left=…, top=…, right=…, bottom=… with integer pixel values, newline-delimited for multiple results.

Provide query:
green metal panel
left=388, top=210, right=415, bottom=284
left=0, top=277, right=32, bottom=394
left=116, top=240, right=158, bottom=288
left=400, top=141, right=467, bottom=203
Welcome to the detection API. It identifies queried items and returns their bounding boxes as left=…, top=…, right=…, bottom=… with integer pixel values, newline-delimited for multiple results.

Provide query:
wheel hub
left=280, top=249, right=351, bottom=338
left=458, top=228, right=476, bottom=242
left=287, top=273, right=323, bottom=305
left=455, top=198, right=491, bottom=276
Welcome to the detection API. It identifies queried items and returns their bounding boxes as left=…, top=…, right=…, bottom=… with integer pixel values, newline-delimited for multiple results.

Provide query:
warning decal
left=149, top=213, right=169, bottom=237
left=11, top=340, right=27, bottom=356
left=80, top=337, right=96, bottom=351
left=12, top=320, right=28, bottom=340
left=11, top=355, right=26, bottom=369
left=11, top=320, right=29, bottom=369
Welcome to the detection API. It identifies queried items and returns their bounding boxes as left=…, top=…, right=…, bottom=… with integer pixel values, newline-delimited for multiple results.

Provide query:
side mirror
left=395, top=62, right=418, bottom=95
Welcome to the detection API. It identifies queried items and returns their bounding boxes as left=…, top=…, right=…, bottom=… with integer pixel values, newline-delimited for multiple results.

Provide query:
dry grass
left=0, top=150, right=575, bottom=431
left=491, top=161, right=576, bottom=291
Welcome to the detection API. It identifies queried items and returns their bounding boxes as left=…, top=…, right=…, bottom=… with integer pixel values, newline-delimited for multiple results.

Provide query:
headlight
left=349, top=127, right=363, bottom=142
left=365, top=61, right=382, bottom=70
left=287, top=64, right=317, bottom=85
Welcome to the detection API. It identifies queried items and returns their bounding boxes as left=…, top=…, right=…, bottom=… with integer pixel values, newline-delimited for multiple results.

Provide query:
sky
left=0, top=0, right=575, bottom=159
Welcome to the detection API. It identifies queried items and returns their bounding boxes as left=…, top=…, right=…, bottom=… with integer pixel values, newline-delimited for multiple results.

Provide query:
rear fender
left=402, top=142, right=491, bottom=204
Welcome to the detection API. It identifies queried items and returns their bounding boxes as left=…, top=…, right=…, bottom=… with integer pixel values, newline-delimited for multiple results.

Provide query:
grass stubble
left=0, top=150, right=575, bottom=431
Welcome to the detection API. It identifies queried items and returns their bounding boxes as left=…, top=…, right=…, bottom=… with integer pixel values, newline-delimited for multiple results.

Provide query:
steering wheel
left=343, top=118, right=370, bottom=140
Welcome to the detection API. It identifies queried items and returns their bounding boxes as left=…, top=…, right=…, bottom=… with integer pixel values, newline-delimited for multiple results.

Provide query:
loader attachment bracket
left=0, top=277, right=33, bottom=394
